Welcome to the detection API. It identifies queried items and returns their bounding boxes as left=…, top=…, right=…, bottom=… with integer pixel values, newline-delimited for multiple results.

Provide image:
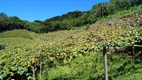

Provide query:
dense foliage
left=0, top=0, right=142, bottom=33
left=0, top=24, right=142, bottom=79
left=0, top=44, right=5, bottom=50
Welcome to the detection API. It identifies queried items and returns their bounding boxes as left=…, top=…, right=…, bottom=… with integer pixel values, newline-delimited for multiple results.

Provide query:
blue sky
left=0, top=0, right=109, bottom=22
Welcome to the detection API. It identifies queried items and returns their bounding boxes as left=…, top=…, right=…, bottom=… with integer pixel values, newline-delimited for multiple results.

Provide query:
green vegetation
left=0, top=0, right=142, bottom=80
left=0, top=38, right=34, bottom=49
left=0, top=30, right=34, bottom=39
left=0, top=30, right=37, bottom=49
left=41, top=53, right=142, bottom=80
left=1, top=24, right=142, bottom=79
left=0, top=43, right=5, bottom=50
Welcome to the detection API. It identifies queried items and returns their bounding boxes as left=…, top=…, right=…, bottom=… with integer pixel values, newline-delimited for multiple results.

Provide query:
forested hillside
left=0, top=0, right=142, bottom=33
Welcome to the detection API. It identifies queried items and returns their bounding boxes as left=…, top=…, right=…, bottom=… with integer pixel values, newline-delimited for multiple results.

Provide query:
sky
left=0, top=0, right=109, bottom=22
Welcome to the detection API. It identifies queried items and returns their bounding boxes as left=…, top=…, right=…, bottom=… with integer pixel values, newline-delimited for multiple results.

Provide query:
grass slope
left=0, top=29, right=34, bottom=39
left=0, top=30, right=37, bottom=49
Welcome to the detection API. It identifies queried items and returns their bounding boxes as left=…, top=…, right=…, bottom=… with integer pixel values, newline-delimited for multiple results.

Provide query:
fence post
left=40, top=56, right=42, bottom=80
left=103, top=46, right=108, bottom=80
left=32, top=66, right=36, bottom=80
left=132, top=45, right=135, bottom=56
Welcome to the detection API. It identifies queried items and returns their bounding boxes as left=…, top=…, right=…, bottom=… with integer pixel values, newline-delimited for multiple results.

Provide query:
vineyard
left=0, top=4, right=142, bottom=80
left=0, top=25, right=142, bottom=80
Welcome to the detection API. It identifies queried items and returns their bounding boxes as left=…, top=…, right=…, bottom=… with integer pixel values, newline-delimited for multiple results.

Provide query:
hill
left=0, top=6, right=142, bottom=79
left=0, top=0, right=142, bottom=80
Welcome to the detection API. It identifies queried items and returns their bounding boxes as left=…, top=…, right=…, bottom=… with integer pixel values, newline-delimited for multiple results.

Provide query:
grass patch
left=0, top=38, right=34, bottom=49
left=0, top=29, right=35, bottom=39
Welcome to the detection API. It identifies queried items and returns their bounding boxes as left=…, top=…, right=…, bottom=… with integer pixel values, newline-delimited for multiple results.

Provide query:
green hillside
left=0, top=0, right=142, bottom=80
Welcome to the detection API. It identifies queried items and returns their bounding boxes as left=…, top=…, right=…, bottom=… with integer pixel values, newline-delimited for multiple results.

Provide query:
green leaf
left=115, top=46, right=120, bottom=50
left=109, top=47, right=114, bottom=50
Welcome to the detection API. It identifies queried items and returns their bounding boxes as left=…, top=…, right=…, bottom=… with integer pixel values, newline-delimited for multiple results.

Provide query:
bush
left=0, top=44, right=5, bottom=50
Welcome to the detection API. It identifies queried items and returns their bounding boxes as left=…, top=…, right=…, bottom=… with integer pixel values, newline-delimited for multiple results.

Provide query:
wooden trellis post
left=103, top=46, right=108, bottom=80
left=32, top=66, right=36, bottom=80
left=40, top=56, right=42, bottom=80
left=101, top=2, right=108, bottom=80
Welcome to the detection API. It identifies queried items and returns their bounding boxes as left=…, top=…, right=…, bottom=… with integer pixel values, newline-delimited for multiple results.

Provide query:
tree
left=95, top=3, right=108, bottom=17
left=130, top=0, right=142, bottom=6
left=0, top=12, right=8, bottom=18
left=34, top=20, right=43, bottom=23
left=110, top=0, right=130, bottom=10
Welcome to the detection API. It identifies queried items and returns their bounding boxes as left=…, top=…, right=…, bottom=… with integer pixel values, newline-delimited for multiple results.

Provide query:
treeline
left=0, top=0, right=142, bottom=33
